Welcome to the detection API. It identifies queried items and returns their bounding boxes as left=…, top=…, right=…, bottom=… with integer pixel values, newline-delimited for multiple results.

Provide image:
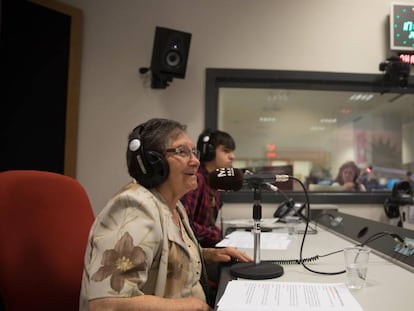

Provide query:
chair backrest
left=0, top=170, right=94, bottom=310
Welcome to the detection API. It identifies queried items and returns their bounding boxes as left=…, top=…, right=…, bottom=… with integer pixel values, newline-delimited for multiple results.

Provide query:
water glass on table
left=344, top=246, right=370, bottom=289
left=285, top=216, right=300, bottom=235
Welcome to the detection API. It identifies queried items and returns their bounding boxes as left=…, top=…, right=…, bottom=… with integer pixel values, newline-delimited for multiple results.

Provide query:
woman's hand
left=343, top=182, right=356, bottom=191
left=203, top=247, right=252, bottom=264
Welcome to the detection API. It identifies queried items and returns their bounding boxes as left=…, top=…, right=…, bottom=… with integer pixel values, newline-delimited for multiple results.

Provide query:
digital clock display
left=390, top=3, right=414, bottom=51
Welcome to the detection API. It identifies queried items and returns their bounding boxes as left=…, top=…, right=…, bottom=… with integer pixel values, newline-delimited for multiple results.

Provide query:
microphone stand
left=230, top=186, right=284, bottom=279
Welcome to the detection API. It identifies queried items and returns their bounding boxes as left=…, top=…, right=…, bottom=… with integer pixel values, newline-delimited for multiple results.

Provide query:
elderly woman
left=79, top=118, right=251, bottom=311
left=332, top=160, right=366, bottom=192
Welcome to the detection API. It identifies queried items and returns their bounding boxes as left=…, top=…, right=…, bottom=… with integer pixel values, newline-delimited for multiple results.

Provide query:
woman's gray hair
left=132, top=118, right=187, bottom=153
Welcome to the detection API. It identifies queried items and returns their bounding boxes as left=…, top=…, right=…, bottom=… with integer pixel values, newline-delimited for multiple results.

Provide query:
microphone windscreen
left=208, top=168, right=244, bottom=191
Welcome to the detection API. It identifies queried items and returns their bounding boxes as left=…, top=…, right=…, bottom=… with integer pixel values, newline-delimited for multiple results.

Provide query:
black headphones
left=273, top=198, right=295, bottom=219
left=127, top=123, right=169, bottom=188
left=383, top=197, right=401, bottom=219
left=197, top=129, right=216, bottom=162
left=383, top=181, right=412, bottom=219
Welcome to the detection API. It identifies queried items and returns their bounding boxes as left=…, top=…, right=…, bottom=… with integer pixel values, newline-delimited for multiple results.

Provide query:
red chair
left=0, top=170, right=94, bottom=310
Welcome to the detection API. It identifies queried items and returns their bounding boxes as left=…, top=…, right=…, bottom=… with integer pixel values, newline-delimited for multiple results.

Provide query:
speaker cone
left=165, top=50, right=181, bottom=68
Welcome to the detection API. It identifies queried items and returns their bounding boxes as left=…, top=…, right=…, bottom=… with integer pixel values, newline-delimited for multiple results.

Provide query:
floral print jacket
left=79, top=182, right=205, bottom=310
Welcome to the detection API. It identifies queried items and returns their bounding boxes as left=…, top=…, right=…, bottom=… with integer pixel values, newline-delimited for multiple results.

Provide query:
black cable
left=267, top=176, right=345, bottom=274
left=266, top=176, right=407, bottom=275
left=262, top=230, right=406, bottom=271
left=287, top=176, right=347, bottom=275
left=398, top=212, right=404, bottom=227
left=358, top=232, right=389, bottom=246
left=358, top=231, right=405, bottom=246
left=264, top=255, right=320, bottom=265
left=263, top=248, right=345, bottom=265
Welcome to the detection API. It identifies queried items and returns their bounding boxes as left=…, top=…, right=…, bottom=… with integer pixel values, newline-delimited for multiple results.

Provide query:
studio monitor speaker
left=150, top=26, right=192, bottom=80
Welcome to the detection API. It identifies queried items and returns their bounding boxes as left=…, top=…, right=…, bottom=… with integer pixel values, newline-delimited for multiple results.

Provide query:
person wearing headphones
left=79, top=118, right=250, bottom=311
left=180, top=129, right=236, bottom=247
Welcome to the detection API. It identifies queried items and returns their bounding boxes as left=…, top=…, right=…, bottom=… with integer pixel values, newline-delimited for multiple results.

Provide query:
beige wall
left=59, top=0, right=408, bottom=224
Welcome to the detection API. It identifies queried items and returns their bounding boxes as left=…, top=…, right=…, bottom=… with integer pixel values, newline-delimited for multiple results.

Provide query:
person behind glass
left=332, top=160, right=366, bottom=192
left=180, top=129, right=236, bottom=248
left=79, top=119, right=251, bottom=311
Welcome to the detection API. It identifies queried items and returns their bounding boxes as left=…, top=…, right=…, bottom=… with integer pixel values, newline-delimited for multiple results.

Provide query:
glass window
left=205, top=69, right=414, bottom=204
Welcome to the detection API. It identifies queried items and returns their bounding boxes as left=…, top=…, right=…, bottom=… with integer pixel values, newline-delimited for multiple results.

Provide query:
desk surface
left=215, top=220, right=414, bottom=311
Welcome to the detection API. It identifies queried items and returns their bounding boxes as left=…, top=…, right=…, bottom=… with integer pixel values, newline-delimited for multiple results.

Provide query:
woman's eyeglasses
left=165, top=146, right=201, bottom=160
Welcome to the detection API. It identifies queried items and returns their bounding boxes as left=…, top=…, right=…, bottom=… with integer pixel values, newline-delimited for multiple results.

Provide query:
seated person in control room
left=357, top=166, right=380, bottom=191
left=79, top=118, right=251, bottom=311
left=332, top=160, right=366, bottom=192
left=180, top=129, right=236, bottom=248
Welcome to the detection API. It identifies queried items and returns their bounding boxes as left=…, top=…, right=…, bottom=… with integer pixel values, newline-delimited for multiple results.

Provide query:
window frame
left=204, top=68, right=414, bottom=204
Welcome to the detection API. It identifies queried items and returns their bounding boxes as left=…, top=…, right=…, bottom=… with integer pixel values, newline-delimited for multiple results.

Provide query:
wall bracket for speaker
left=151, top=72, right=174, bottom=89
left=138, top=67, right=174, bottom=89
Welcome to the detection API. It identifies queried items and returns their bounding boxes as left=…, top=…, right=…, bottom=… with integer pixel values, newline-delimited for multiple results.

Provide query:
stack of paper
left=216, top=230, right=291, bottom=250
left=217, top=280, right=363, bottom=311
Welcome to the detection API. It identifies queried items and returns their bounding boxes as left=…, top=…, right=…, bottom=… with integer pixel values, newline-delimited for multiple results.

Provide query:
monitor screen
left=390, top=3, right=414, bottom=51
left=387, top=177, right=402, bottom=190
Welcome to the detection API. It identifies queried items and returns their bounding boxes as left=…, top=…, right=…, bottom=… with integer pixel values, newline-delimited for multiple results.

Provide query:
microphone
left=208, top=168, right=244, bottom=191
left=208, top=168, right=290, bottom=191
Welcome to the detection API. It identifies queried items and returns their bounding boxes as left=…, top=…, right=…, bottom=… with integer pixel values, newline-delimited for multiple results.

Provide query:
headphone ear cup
left=127, top=123, right=169, bottom=188
left=138, top=150, right=169, bottom=188
left=383, top=197, right=400, bottom=219
left=201, top=143, right=215, bottom=161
